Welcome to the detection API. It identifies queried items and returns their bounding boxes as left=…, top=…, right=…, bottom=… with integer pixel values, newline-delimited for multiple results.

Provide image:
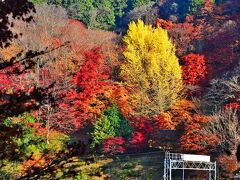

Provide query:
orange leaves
left=217, top=154, right=238, bottom=178
left=160, top=99, right=219, bottom=153
left=110, top=86, right=134, bottom=117
left=170, top=99, right=196, bottom=126
left=180, top=115, right=218, bottom=152
left=153, top=112, right=175, bottom=130
left=156, top=18, right=173, bottom=29
left=181, top=53, right=207, bottom=86
left=22, top=156, right=47, bottom=174
left=0, top=44, right=21, bottom=62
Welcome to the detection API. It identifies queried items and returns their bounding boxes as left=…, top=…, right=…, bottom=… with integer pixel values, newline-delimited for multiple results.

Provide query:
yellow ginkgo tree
left=121, top=19, right=182, bottom=115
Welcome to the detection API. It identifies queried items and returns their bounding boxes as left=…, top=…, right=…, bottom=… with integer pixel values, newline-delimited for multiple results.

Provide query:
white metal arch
left=164, top=152, right=217, bottom=180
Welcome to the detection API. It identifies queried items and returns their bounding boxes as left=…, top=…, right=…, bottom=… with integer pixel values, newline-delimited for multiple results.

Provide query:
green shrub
left=0, top=113, right=70, bottom=179
left=92, top=102, right=132, bottom=146
left=0, top=160, right=22, bottom=179
left=74, top=173, right=88, bottom=180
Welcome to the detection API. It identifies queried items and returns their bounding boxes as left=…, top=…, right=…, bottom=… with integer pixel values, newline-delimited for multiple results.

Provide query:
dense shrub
left=102, top=137, right=125, bottom=154
left=92, top=102, right=132, bottom=146
left=0, top=113, right=70, bottom=178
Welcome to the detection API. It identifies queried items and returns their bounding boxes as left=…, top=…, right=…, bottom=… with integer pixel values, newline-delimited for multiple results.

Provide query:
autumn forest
left=0, top=0, right=240, bottom=179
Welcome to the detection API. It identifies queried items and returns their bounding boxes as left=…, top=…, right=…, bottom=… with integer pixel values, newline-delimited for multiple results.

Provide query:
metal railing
left=164, top=152, right=217, bottom=180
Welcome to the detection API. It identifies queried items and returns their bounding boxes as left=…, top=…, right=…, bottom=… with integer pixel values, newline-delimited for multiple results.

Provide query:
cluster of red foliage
left=0, top=65, right=35, bottom=94
left=128, top=114, right=178, bottom=150
left=102, top=137, right=125, bottom=154
left=225, top=103, right=240, bottom=110
left=181, top=53, right=207, bottom=86
left=62, top=48, right=112, bottom=127
left=0, top=72, right=12, bottom=92
left=129, top=116, right=154, bottom=148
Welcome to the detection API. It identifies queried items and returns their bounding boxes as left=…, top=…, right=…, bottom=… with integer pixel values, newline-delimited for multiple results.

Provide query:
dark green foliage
left=215, top=0, right=227, bottom=5
left=186, top=0, right=205, bottom=15
left=44, top=0, right=128, bottom=29
left=30, top=0, right=48, bottom=4
left=162, top=0, right=216, bottom=21
left=31, top=0, right=158, bottom=29
left=129, top=0, right=152, bottom=9
left=112, top=0, right=128, bottom=17
left=92, top=102, right=132, bottom=146
left=70, top=0, right=94, bottom=26
left=90, top=6, right=116, bottom=30
left=45, top=0, right=62, bottom=6
left=91, top=0, right=128, bottom=29
left=173, top=0, right=206, bottom=18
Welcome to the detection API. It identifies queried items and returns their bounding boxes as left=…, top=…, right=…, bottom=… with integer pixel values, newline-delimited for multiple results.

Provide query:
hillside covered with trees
left=0, top=0, right=240, bottom=179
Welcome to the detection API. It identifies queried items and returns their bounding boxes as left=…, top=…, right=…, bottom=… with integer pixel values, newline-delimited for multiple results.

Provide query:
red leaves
left=58, top=47, right=133, bottom=130
left=129, top=114, right=176, bottom=149
left=224, top=103, right=240, bottom=110
left=130, top=116, right=154, bottom=134
left=181, top=53, right=207, bottom=86
left=0, top=65, right=35, bottom=94
left=102, top=137, right=125, bottom=154
left=0, top=72, right=12, bottom=92
left=130, top=132, right=145, bottom=147
left=72, top=47, right=110, bottom=90
left=65, top=48, right=113, bottom=127
left=129, top=116, right=154, bottom=148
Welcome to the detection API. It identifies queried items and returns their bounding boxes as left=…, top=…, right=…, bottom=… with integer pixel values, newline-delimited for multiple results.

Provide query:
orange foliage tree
left=156, top=18, right=173, bottom=29
left=169, top=99, right=196, bottom=126
left=180, top=115, right=218, bottom=153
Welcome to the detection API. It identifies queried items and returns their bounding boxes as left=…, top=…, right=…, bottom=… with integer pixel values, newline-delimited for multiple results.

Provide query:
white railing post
left=214, top=161, right=217, bottom=180
left=169, top=159, right=172, bottom=180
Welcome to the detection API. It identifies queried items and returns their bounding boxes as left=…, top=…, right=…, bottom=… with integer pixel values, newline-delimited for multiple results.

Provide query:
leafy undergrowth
left=103, top=152, right=164, bottom=180
left=19, top=151, right=164, bottom=179
left=0, top=113, right=70, bottom=179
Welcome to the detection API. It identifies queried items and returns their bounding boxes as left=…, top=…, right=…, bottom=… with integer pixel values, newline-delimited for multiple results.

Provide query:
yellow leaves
left=121, top=19, right=182, bottom=114
left=0, top=44, right=21, bottom=62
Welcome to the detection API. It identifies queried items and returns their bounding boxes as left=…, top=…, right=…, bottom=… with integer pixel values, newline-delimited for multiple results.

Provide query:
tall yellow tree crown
left=121, top=19, right=182, bottom=114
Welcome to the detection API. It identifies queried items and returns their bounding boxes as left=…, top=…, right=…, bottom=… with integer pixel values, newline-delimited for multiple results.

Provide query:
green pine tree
left=74, top=0, right=94, bottom=26
left=92, top=102, right=132, bottom=146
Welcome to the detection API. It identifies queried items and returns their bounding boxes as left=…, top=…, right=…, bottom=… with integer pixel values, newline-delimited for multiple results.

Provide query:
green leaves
left=30, top=0, right=48, bottom=4
left=92, top=102, right=132, bottom=146
left=129, top=0, right=152, bottom=9
left=45, top=0, right=127, bottom=29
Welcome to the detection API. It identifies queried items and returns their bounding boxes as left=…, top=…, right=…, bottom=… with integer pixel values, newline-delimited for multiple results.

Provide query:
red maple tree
left=181, top=53, right=207, bottom=86
left=62, top=47, right=113, bottom=128
left=102, top=137, right=125, bottom=154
